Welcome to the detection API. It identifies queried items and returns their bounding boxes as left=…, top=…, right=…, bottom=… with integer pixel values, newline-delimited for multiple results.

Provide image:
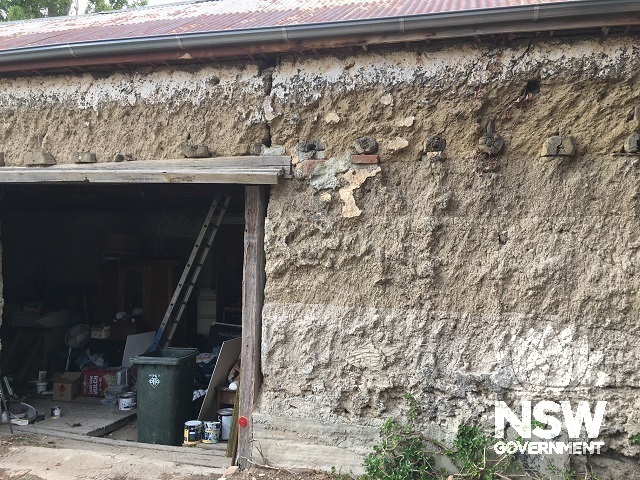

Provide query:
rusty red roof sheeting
left=0, top=0, right=581, bottom=52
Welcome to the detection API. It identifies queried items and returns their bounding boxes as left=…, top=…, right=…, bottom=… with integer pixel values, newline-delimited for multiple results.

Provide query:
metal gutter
left=0, top=0, right=638, bottom=69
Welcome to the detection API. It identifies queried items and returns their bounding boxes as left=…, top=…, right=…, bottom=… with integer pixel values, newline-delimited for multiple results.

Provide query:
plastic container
left=131, top=347, right=198, bottom=446
left=218, top=408, right=233, bottom=441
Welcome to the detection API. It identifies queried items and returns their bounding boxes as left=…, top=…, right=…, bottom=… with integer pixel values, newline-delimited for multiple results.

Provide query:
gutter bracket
left=67, top=45, right=78, bottom=58
left=176, top=35, right=185, bottom=50
left=532, top=5, right=540, bottom=21
left=399, top=17, right=406, bottom=33
left=281, top=27, right=289, bottom=42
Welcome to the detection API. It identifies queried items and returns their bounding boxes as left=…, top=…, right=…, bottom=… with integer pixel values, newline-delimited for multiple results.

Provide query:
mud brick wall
left=0, top=33, right=639, bottom=477
left=258, top=35, right=640, bottom=476
left=0, top=64, right=270, bottom=164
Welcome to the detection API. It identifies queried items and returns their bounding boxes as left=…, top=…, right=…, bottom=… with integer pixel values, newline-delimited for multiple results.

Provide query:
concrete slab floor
left=16, top=395, right=135, bottom=437
left=3, top=395, right=230, bottom=476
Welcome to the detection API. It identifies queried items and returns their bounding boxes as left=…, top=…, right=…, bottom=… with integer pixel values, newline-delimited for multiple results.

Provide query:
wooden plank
left=0, top=155, right=290, bottom=184
left=86, top=413, right=137, bottom=438
left=17, top=331, right=45, bottom=382
left=0, top=167, right=284, bottom=185
left=10, top=156, right=291, bottom=171
left=238, top=185, right=267, bottom=468
left=12, top=427, right=230, bottom=467
left=197, top=338, right=242, bottom=422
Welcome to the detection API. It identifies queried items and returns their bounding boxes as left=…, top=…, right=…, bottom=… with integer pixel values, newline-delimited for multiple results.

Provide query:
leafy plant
left=84, top=0, right=146, bottom=14
left=360, top=394, right=438, bottom=479
left=0, top=0, right=71, bottom=21
left=0, top=0, right=147, bottom=21
left=630, top=433, right=640, bottom=445
left=355, top=395, right=600, bottom=480
left=360, top=394, right=516, bottom=480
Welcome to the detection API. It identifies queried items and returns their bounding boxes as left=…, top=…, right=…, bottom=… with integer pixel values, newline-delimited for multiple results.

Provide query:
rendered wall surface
left=0, top=33, right=639, bottom=477
left=0, top=63, right=269, bottom=163
left=259, top=35, right=640, bottom=477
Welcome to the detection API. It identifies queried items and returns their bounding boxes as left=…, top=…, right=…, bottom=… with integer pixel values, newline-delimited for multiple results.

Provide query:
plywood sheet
left=198, top=337, right=241, bottom=421
left=121, top=331, right=156, bottom=368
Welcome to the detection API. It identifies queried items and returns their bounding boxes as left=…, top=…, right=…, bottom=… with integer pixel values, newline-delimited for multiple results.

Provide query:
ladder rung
left=170, top=296, right=190, bottom=305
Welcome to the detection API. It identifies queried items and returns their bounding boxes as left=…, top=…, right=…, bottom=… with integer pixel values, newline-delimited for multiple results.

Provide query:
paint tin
left=202, top=421, right=221, bottom=444
left=118, top=392, right=137, bottom=411
left=183, top=420, right=203, bottom=446
left=51, top=406, right=61, bottom=419
left=36, top=381, right=47, bottom=394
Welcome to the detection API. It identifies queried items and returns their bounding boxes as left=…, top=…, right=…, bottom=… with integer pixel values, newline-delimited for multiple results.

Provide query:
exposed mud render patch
left=0, top=64, right=269, bottom=163
left=268, top=36, right=640, bottom=163
left=338, top=166, right=381, bottom=218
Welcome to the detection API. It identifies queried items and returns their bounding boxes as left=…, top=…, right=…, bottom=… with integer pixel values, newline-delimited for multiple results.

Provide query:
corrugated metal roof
left=0, top=0, right=579, bottom=52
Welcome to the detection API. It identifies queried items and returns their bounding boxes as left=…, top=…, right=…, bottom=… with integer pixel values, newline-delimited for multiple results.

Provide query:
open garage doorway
left=0, top=182, right=253, bottom=462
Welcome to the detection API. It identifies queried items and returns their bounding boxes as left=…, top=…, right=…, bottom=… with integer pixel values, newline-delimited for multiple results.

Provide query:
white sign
left=148, top=374, right=161, bottom=389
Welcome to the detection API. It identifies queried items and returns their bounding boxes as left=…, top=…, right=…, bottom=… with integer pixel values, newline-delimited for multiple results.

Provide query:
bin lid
left=130, top=347, right=199, bottom=366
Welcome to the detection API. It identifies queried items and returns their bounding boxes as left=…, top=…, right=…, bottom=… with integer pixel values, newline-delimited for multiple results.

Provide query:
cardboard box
left=52, top=372, right=82, bottom=402
left=81, top=367, right=127, bottom=397
left=207, top=322, right=241, bottom=351
left=91, top=325, right=111, bottom=339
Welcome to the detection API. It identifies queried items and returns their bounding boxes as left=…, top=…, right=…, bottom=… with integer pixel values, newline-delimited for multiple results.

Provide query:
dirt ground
left=0, top=431, right=335, bottom=480
left=229, top=469, right=336, bottom=480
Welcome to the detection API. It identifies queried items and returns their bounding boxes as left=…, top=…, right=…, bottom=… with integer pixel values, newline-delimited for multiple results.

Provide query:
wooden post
left=238, top=185, right=267, bottom=468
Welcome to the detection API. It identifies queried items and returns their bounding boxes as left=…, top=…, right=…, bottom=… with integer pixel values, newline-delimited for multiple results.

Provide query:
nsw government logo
left=495, top=328, right=607, bottom=455
left=494, top=400, right=606, bottom=455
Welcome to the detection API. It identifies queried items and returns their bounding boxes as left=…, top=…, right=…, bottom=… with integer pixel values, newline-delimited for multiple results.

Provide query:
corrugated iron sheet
left=0, top=0, right=578, bottom=52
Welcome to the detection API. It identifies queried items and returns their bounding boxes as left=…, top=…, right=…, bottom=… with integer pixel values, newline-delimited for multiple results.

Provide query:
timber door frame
left=0, top=166, right=274, bottom=465
left=237, top=185, right=267, bottom=467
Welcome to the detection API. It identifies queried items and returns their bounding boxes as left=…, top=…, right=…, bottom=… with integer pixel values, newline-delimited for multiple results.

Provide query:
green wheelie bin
left=131, top=347, right=198, bottom=446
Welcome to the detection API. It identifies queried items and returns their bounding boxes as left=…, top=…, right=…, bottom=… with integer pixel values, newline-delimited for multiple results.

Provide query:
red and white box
left=81, top=367, right=127, bottom=397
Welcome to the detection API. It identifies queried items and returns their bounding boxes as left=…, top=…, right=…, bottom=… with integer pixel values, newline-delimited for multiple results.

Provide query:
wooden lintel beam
left=0, top=168, right=284, bottom=185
